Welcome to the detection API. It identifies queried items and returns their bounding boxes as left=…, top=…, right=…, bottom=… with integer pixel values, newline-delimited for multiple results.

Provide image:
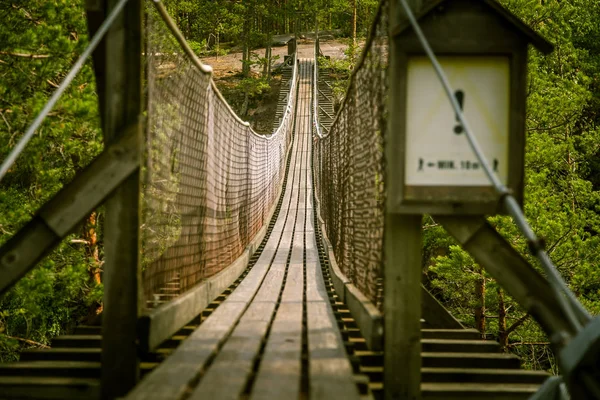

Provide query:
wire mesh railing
left=313, top=0, right=388, bottom=309
left=141, top=1, right=298, bottom=305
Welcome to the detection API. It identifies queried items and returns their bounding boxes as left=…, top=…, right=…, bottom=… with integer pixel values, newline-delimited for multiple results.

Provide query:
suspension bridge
left=0, top=0, right=599, bottom=399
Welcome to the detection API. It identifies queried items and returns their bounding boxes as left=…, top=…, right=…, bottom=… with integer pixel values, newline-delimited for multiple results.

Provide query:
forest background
left=0, top=0, right=599, bottom=372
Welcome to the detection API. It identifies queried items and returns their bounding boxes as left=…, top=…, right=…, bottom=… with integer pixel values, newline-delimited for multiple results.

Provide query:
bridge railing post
left=90, top=0, right=143, bottom=399
left=384, top=0, right=423, bottom=399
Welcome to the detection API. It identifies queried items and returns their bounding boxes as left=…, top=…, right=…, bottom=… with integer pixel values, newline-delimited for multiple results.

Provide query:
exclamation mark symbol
left=453, top=90, right=465, bottom=134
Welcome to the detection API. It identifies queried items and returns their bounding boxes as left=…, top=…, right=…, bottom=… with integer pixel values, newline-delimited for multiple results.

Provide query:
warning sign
left=405, top=56, right=510, bottom=187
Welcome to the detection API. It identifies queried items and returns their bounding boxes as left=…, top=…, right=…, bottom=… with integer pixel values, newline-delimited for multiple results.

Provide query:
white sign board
left=405, top=56, right=510, bottom=186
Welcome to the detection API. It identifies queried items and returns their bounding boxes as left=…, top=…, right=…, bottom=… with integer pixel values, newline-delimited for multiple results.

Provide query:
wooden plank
left=253, top=265, right=286, bottom=302
left=281, top=264, right=304, bottom=303
left=316, top=222, right=348, bottom=301
left=304, top=231, right=318, bottom=262
left=189, top=261, right=286, bottom=399
left=251, top=264, right=304, bottom=400
left=188, top=302, right=275, bottom=400
left=125, top=301, right=247, bottom=400
left=289, top=231, right=305, bottom=264
left=305, top=254, right=360, bottom=399
left=0, top=376, right=100, bottom=400
left=345, top=284, right=384, bottom=351
left=250, top=302, right=303, bottom=400
left=0, top=131, right=139, bottom=296
left=421, top=286, right=464, bottom=329
left=273, top=235, right=292, bottom=264
left=125, top=263, right=271, bottom=400
left=307, top=301, right=361, bottom=400
left=305, top=262, right=329, bottom=303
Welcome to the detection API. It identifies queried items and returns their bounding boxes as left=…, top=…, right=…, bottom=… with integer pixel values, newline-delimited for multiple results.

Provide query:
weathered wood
left=436, top=215, right=579, bottom=337
left=421, top=286, right=464, bottom=329
left=100, top=0, right=143, bottom=397
left=0, top=130, right=139, bottom=297
left=251, top=265, right=304, bottom=400
left=345, top=283, right=384, bottom=351
left=125, top=262, right=271, bottom=400
left=385, top=1, right=423, bottom=398
left=0, top=376, right=100, bottom=400
left=124, top=302, right=248, bottom=400
left=305, top=257, right=361, bottom=400
left=0, top=361, right=100, bottom=378
left=189, top=302, right=276, bottom=400
left=189, top=264, right=286, bottom=400
left=384, top=214, right=422, bottom=400
left=250, top=302, right=303, bottom=400
left=307, top=300, right=362, bottom=400
left=421, top=382, right=541, bottom=400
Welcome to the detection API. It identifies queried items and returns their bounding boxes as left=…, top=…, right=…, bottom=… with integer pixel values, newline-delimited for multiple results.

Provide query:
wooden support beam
left=99, top=0, right=143, bottom=398
left=436, top=216, right=578, bottom=339
left=384, top=214, right=422, bottom=400
left=0, top=130, right=140, bottom=296
left=384, top=0, right=423, bottom=398
left=421, top=286, right=464, bottom=329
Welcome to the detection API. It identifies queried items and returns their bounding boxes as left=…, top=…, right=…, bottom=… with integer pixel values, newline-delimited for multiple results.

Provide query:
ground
left=200, top=39, right=349, bottom=134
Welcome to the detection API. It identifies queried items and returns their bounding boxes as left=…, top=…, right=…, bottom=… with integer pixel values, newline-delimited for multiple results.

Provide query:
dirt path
left=200, top=40, right=348, bottom=76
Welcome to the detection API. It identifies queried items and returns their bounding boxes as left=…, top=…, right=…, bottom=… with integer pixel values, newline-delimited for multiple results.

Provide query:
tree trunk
left=84, top=212, right=102, bottom=285
left=264, top=38, right=272, bottom=80
left=498, top=287, right=508, bottom=349
left=352, top=0, right=357, bottom=49
left=474, top=266, right=486, bottom=338
left=83, top=211, right=103, bottom=321
left=241, top=91, right=249, bottom=117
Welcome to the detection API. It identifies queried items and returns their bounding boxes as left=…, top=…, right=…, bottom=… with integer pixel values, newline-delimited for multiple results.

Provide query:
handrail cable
left=141, top=0, right=300, bottom=301
left=151, top=0, right=298, bottom=141
left=313, top=35, right=323, bottom=138
left=397, top=0, right=590, bottom=334
left=0, top=0, right=130, bottom=183
left=312, top=1, right=388, bottom=306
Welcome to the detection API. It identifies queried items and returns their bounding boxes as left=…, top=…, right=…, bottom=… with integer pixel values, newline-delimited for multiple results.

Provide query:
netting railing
left=313, top=0, right=388, bottom=308
left=141, top=2, right=298, bottom=305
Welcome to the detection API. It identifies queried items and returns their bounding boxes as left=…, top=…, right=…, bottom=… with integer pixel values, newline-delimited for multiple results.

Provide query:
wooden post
left=384, top=0, right=422, bottom=399
left=384, top=215, right=422, bottom=400
left=100, top=0, right=143, bottom=398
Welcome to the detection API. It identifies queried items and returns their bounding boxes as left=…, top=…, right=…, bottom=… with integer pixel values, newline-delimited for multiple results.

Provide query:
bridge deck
left=125, top=59, right=361, bottom=400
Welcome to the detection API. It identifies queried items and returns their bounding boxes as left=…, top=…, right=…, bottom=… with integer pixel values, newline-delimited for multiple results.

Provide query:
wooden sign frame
left=389, top=0, right=551, bottom=215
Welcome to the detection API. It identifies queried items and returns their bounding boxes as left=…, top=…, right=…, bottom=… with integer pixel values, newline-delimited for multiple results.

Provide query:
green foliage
left=318, top=54, right=355, bottom=107
left=0, top=1, right=103, bottom=360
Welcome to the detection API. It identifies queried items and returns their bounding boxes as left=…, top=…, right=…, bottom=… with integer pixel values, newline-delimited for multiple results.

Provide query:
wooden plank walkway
left=124, top=59, right=361, bottom=400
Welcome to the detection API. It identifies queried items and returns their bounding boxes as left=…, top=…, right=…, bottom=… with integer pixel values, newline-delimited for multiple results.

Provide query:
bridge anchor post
left=87, top=0, right=144, bottom=398
left=384, top=1, right=424, bottom=399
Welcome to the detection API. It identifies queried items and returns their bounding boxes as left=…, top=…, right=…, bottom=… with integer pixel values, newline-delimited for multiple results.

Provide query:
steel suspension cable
left=397, top=0, right=590, bottom=333
left=0, top=0, right=130, bottom=182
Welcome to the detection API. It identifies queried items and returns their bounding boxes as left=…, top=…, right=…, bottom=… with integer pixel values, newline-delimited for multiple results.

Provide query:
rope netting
left=141, top=3, right=298, bottom=305
left=313, top=0, right=388, bottom=309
